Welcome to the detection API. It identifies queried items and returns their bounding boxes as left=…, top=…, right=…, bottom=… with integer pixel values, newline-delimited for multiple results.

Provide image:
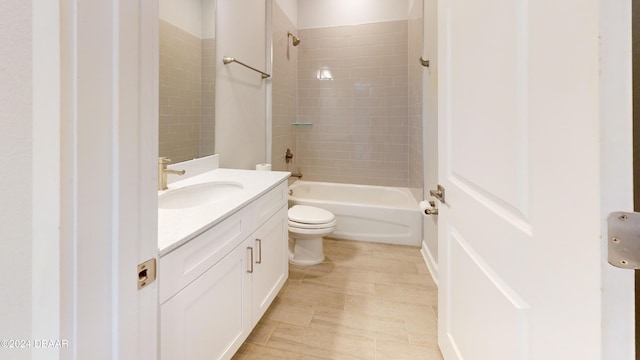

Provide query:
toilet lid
left=288, top=205, right=335, bottom=224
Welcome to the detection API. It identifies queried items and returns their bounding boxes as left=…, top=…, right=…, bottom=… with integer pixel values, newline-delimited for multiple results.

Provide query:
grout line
left=403, top=319, right=412, bottom=344
left=373, top=337, right=377, bottom=360
left=261, top=320, right=281, bottom=347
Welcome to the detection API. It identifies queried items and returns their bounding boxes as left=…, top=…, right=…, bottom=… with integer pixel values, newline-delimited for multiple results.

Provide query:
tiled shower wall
left=296, top=21, right=409, bottom=187
left=159, top=20, right=215, bottom=163
left=408, top=1, right=424, bottom=199
left=271, top=2, right=297, bottom=172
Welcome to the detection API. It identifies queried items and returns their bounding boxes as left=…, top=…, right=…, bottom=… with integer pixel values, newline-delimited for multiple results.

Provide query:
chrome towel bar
left=222, top=56, right=271, bottom=79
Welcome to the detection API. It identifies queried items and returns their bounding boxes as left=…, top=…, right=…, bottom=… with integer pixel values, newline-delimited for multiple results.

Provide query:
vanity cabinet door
left=251, top=205, right=288, bottom=325
left=160, top=240, right=252, bottom=360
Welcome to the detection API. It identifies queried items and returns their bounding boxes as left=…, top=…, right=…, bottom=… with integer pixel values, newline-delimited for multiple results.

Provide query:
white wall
left=0, top=1, right=61, bottom=358
left=202, top=0, right=216, bottom=38
left=298, top=0, right=408, bottom=29
left=275, top=0, right=297, bottom=28
left=0, top=2, right=33, bottom=359
left=159, top=0, right=203, bottom=37
left=159, top=0, right=215, bottom=39
left=216, top=0, right=268, bottom=169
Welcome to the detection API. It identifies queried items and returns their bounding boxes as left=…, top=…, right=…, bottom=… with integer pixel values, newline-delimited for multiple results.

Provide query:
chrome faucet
left=158, top=157, right=185, bottom=190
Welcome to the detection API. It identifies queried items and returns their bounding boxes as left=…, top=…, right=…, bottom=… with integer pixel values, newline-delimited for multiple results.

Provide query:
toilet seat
left=287, top=224, right=336, bottom=236
left=288, top=205, right=335, bottom=224
left=288, top=218, right=337, bottom=229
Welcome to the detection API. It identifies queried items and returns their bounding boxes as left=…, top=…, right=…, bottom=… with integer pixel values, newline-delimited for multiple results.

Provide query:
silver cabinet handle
left=247, top=247, right=254, bottom=273
left=256, top=239, right=262, bottom=264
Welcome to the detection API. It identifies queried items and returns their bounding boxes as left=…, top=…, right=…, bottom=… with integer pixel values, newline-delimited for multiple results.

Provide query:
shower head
left=288, top=31, right=301, bottom=46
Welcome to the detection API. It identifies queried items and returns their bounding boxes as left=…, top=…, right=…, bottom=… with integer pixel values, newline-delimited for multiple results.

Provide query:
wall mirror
left=159, top=0, right=216, bottom=163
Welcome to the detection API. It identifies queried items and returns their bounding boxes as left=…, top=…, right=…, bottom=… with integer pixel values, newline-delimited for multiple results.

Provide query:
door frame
left=58, top=0, right=159, bottom=358
left=600, top=0, right=635, bottom=358
left=421, top=0, right=439, bottom=284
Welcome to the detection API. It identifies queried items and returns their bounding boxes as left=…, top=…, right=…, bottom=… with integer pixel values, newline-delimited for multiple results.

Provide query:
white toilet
left=288, top=205, right=336, bottom=265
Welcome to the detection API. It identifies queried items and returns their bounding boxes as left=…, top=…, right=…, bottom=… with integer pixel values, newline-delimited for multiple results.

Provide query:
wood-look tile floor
left=232, top=238, right=444, bottom=360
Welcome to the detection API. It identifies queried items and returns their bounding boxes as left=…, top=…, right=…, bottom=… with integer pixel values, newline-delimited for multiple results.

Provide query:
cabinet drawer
left=159, top=207, right=252, bottom=304
left=252, top=181, right=288, bottom=228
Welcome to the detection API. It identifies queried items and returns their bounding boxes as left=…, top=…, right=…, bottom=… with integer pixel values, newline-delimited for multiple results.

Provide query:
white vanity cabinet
left=159, top=181, right=288, bottom=360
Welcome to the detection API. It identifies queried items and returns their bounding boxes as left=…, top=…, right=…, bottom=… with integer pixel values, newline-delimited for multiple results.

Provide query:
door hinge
left=607, top=212, right=640, bottom=269
left=138, top=258, right=157, bottom=290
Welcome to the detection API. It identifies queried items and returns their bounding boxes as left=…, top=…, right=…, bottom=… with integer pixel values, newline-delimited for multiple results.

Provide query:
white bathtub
left=288, top=181, right=422, bottom=246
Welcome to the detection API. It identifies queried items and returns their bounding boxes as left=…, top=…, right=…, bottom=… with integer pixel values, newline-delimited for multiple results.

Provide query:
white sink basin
left=159, top=181, right=244, bottom=209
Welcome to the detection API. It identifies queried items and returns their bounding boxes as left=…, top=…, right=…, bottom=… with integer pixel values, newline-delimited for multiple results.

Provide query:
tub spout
left=290, top=172, right=302, bottom=178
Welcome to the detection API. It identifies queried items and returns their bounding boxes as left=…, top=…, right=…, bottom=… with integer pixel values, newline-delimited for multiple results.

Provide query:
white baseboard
left=421, top=241, right=439, bottom=287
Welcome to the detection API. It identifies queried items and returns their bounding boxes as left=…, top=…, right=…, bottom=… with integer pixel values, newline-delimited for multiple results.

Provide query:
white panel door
left=436, top=0, right=633, bottom=359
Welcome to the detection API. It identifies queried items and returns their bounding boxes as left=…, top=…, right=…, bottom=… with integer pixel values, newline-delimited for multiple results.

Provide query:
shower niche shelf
left=290, top=122, right=313, bottom=126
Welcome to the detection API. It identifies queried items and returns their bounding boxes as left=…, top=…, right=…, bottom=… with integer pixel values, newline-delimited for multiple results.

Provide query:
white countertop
left=158, top=168, right=290, bottom=255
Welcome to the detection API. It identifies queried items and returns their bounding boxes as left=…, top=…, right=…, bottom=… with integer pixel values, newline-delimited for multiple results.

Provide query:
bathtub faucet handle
left=285, top=148, right=293, bottom=164
left=288, top=189, right=293, bottom=196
